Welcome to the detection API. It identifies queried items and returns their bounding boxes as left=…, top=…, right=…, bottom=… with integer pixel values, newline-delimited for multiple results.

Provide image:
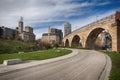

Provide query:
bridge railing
left=72, top=14, right=115, bottom=33
left=64, top=14, right=115, bottom=39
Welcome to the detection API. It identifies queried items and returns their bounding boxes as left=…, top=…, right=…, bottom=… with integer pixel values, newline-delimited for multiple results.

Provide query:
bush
left=43, top=42, right=51, bottom=49
left=0, top=40, right=36, bottom=54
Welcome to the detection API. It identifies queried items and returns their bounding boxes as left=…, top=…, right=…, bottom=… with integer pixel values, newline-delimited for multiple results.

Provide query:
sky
left=0, top=0, right=120, bottom=39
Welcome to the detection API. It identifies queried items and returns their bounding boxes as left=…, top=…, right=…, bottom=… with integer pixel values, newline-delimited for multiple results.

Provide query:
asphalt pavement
left=0, top=49, right=111, bottom=80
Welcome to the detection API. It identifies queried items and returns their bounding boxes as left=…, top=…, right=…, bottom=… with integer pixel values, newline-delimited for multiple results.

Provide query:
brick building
left=42, top=27, right=63, bottom=44
left=0, top=26, right=18, bottom=39
left=0, top=17, right=35, bottom=42
left=17, top=17, right=35, bottom=42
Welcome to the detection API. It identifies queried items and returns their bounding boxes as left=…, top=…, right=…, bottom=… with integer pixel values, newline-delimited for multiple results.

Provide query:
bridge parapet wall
left=63, top=15, right=115, bottom=40
left=63, top=13, right=120, bottom=52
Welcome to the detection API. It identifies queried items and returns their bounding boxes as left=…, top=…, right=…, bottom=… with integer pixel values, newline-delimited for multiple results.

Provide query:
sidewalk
left=0, top=49, right=79, bottom=74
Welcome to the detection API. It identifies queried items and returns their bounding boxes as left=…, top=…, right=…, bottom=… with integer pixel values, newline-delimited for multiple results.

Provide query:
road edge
left=0, top=48, right=79, bottom=75
left=99, top=54, right=112, bottom=80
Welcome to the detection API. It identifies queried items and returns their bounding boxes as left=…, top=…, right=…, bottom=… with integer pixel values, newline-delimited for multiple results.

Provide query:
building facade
left=42, top=28, right=63, bottom=44
left=49, top=28, right=63, bottom=42
left=0, top=17, right=35, bottom=42
left=17, top=17, right=35, bottom=42
left=0, top=26, right=18, bottom=39
left=42, top=33, right=60, bottom=44
left=64, top=22, right=71, bottom=37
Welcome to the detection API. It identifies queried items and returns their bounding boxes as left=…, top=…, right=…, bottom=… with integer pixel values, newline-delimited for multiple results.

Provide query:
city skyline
left=0, top=0, right=120, bottom=39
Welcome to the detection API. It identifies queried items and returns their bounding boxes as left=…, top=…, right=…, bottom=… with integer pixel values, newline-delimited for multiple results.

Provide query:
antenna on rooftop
left=20, top=16, right=23, bottom=22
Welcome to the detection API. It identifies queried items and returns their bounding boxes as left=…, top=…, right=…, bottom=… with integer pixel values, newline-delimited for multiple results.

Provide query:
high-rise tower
left=64, top=22, right=71, bottom=37
left=18, top=17, right=23, bottom=33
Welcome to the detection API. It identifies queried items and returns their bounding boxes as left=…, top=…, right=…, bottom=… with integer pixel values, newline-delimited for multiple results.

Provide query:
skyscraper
left=64, top=22, right=71, bottom=37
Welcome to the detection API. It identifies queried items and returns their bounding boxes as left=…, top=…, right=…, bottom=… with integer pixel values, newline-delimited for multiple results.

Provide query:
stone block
left=3, top=59, right=22, bottom=65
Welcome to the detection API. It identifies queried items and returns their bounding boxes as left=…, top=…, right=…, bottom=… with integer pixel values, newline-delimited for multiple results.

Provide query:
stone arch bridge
left=63, top=12, right=120, bottom=52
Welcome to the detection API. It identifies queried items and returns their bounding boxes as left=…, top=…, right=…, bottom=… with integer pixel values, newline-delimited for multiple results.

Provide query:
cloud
left=0, top=0, right=88, bottom=28
left=71, top=9, right=117, bottom=31
left=0, top=0, right=120, bottom=39
left=97, top=1, right=111, bottom=6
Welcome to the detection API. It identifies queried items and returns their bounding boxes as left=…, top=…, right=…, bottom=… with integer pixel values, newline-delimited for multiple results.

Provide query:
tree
left=43, top=42, right=51, bottom=49
left=0, top=27, right=3, bottom=38
left=54, top=42, right=59, bottom=48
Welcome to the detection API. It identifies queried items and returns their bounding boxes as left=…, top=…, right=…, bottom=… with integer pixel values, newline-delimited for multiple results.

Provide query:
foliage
left=0, top=27, right=3, bottom=38
left=0, top=39, right=35, bottom=54
left=43, top=42, right=52, bottom=49
left=5, top=36, right=14, bottom=40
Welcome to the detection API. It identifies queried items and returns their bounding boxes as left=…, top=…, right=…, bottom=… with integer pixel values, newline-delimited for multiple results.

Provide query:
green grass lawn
left=0, top=49, right=72, bottom=64
left=104, top=51, right=120, bottom=80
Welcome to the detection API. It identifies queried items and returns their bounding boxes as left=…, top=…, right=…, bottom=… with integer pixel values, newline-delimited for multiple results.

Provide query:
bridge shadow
left=85, top=28, right=112, bottom=51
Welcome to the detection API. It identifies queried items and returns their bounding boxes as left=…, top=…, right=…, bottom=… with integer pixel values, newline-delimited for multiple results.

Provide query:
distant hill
left=0, top=39, right=35, bottom=54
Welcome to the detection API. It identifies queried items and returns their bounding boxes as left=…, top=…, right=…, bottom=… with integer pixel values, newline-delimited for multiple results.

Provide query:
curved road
left=0, top=49, right=109, bottom=80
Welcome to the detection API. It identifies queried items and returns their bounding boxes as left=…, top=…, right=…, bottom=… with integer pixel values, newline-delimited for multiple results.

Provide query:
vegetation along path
left=0, top=49, right=72, bottom=64
left=104, top=51, right=120, bottom=80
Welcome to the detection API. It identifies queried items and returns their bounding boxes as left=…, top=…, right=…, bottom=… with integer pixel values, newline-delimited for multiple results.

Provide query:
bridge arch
left=71, top=35, right=82, bottom=48
left=65, top=39, right=69, bottom=47
left=85, top=28, right=112, bottom=50
left=63, top=12, right=120, bottom=52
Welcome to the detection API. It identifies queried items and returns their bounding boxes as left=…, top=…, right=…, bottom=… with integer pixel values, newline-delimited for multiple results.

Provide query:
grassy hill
left=0, top=39, right=35, bottom=54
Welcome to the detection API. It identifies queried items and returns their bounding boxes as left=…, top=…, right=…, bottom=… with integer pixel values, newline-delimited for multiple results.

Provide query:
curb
left=0, top=49, right=79, bottom=75
left=99, top=54, right=112, bottom=80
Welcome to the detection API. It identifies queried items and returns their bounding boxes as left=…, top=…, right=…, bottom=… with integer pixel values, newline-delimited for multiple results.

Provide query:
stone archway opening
left=71, top=35, right=82, bottom=48
left=65, top=39, right=69, bottom=47
left=86, top=28, right=112, bottom=50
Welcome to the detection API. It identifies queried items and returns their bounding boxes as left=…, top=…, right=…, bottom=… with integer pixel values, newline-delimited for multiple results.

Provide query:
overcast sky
left=0, top=0, right=120, bottom=39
